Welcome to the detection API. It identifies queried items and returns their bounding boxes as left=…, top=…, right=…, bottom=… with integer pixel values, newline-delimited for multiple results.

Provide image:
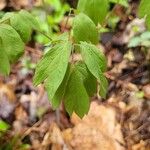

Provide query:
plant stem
left=36, top=29, right=53, bottom=41
left=0, top=15, right=53, bottom=41
left=63, top=8, right=74, bottom=32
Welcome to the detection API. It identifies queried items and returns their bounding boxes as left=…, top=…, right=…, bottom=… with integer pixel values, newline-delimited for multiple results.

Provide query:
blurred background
left=0, top=0, right=149, bottom=150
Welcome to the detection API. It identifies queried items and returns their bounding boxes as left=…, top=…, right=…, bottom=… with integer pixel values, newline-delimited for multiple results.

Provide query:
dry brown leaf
left=0, top=82, right=16, bottom=102
left=132, top=140, right=148, bottom=150
left=143, top=84, right=150, bottom=99
left=0, top=82, right=16, bottom=119
left=9, top=0, right=34, bottom=9
left=0, top=0, right=6, bottom=10
left=49, top=123, right=69, bottom=150
left=66, top=101, right=125, bottom=150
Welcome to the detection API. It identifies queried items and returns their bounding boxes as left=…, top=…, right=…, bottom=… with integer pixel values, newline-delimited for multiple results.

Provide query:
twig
left=63, top=8, right=74, bottom=32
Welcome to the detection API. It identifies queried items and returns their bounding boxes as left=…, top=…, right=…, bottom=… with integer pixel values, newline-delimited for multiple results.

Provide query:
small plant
left=0, top=0, right=149, bottom=118
left=33, top=0, right=110, bottom=118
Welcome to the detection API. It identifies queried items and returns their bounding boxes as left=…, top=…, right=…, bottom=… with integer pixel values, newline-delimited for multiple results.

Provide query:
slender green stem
left=37, top=29, right=53, bottom=41
left=0, top=15, right=53, bottom=41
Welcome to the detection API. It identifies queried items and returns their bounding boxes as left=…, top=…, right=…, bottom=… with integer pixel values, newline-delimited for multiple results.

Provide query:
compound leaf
left=73, top=13, right=99, bottom=44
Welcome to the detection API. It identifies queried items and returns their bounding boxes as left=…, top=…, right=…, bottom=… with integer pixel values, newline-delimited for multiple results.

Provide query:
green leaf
left=10, top=13, right=32, bottom=42
left=0, top=24, right=24, bottom=62
left=45, top=42, right=72, bottom=100
left=0, top=120, right=10, bottom=132
left=77, top=0, right=109, bottom=25
left=0, top=45, right=10, bottom=75
left=33, top=46, right=61, bottom=85
left=80, top=42, right=108, bottom=98
left=138, top=0, right=150, bottom=18
left=75, top=62, right=97, bottom=96
left=80, top=42, right=107, bottom=72
left=73, top=13, right=99, bottom=44
left=128, top=36, right=142, bottom=47
left=145, top=15, right=150, bottom=30
left=33, top=37, right=72, bottom=100
left=64, top=66, right=90, bottom=118
left=128, top=31, right=150, bottom=47
left=99, top=74, right=108, bottom=98
left=141, top=31, right=150, bottom=39
left=51, top=64, right=71, bottom=109
left=1, top=10, right=39, bottom=42
left=138, top=0, right=150, bottom=30
left=19, top=10, right=40, bottom=30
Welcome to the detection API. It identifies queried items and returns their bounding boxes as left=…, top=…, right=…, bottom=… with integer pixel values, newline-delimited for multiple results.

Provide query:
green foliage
left=0, top=120, right=10, bottom=132
left=33, top=38, right=107, bottom=118
left=138, top=0, right=150, bottom=30
left=19, top=10, right=40, bottom=30
left=138, top=0, right=150, bottom=17
left=33, top=34, right=72, bottom=100
left=46, top=0, right=70, bottom=26
left=77, top=0, right=109, bottom=25
left=33, top=0, right=70, bottom=44
left=0, top=10, right=39, bottom=75
left=128, top=31, right=150, bottom=47
left=80, top=42, right=108, bottom=98
left=64, top=65, right=90, bottom=118
left=45, top=41, right=72, bottom=100
left=76, top=62, right=97, bottom=97
left=0, top=24, right=24, bottom=75
left=0, top=0, right=114, bottom=118
left=77, top=0, right=128, bottom=26
left=0, top=0, right=149, bottom=119
left=10, top=13, right=32, bottom=42
left=0, top=135, right=30, bottom=150
left=51, top=64, right=71, bottom=109
left=0, top=24, right=24, bottom=62
left=2, top=10, right=39, bottom=42
left=73, top=13, right=99, bottom=44
left=0, top=45, right=10, bottom=75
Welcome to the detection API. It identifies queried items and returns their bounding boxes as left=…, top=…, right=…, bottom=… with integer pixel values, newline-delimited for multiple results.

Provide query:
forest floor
left=0, top=0, right=150, bottom=150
